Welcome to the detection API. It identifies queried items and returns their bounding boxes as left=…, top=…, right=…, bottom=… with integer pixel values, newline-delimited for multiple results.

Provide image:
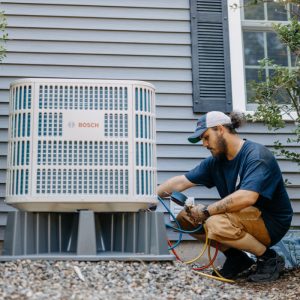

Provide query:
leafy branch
left=0, top=11, right=8, bottom=63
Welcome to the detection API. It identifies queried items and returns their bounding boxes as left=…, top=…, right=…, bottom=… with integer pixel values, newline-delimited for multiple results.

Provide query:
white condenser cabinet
left=5, top=79, right=157, bottom=212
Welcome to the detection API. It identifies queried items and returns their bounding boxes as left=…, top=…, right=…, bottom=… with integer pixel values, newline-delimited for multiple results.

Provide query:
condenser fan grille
left=38, top=85, right=128, bottom=111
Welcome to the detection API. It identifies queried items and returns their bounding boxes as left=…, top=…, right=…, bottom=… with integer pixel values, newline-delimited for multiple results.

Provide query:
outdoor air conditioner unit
left=5, top=78, right=157, bottom=212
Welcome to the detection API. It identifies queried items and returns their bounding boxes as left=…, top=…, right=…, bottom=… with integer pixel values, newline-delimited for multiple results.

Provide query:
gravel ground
left=0, top=260, right=299, bottom=300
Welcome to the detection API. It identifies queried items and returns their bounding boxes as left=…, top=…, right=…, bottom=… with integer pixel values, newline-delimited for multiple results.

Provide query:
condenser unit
left=6, top=79, right=157, bottom=212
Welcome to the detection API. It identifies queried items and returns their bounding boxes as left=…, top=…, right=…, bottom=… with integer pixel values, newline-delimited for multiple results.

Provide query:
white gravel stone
left=0, top=260, right=298, bottom=299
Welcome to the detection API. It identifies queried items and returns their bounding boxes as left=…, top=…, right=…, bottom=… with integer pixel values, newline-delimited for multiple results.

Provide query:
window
left=192, top=1, right=298, bottom=113
left=242, top=0, right=297, bottom=110
left=227, top=0, right=298, bottom=113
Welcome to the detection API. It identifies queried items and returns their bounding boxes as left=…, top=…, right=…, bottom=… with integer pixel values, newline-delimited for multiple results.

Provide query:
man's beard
left=212, top=136, right=228, bottom=160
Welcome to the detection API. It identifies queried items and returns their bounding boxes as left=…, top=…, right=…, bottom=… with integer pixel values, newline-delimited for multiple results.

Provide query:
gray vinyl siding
left=0, top=0, right=192, bottom=240
left=0, top=0, right=299, bottom=242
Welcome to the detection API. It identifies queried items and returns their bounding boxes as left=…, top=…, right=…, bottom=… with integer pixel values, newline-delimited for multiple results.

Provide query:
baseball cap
left=188, top=111, right=232, bottom=143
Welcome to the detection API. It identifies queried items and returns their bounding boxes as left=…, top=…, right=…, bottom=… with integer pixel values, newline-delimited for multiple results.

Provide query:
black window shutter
left=190, top=0, right=232, bottom=113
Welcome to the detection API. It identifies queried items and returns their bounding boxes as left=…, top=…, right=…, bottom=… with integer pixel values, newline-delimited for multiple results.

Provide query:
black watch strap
left=201, top=207, right=210, bottom=219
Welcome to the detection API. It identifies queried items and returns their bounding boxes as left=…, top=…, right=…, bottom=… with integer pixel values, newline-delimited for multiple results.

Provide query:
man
left=157, top=111, right=293, bottom=282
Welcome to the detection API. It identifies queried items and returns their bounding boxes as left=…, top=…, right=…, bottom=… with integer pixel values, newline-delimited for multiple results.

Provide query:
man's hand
left=185, top=204, right=206, bottom=225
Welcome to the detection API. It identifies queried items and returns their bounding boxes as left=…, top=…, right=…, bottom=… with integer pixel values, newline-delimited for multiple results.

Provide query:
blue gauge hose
left=158, top=196, right=182, bottom=250
left=157, top=196, right=203, bottom=249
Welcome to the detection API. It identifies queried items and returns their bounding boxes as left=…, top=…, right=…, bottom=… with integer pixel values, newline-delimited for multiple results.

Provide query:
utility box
left=6, top=79, right=157, bottom=212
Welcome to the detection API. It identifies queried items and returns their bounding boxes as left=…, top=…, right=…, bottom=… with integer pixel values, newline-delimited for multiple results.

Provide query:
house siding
left=0, top=0, right=299, bottom=241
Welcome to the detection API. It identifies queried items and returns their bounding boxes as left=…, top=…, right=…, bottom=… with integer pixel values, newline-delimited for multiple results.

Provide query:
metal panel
left=1, top=211, right=173, bottom=260
left=6, top=79, right=157, bottom=212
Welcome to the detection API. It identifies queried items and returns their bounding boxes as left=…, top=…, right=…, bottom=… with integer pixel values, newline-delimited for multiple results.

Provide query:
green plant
left=0, top=10, right=8, bottom=62
left=247, top=4, right=300, bottom=165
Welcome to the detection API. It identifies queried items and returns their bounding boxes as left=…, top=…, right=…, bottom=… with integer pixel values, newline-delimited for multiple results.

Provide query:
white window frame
left=227, top=0, right=297, bottom=120
left=228, top=0, right=246, bottom=112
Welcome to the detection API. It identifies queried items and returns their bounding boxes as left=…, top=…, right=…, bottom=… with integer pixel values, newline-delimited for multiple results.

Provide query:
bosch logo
left=67, top=121, right=100, bottom=128
left=68, top=121, right=75, bottom=128
left=78, top=122, right=99, bottom=128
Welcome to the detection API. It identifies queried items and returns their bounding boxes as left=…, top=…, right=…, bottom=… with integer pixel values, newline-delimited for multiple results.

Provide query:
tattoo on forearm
left=215, top=197, right=233, bottom=213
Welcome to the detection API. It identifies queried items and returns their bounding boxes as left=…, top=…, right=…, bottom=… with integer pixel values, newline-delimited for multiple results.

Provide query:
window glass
left=245, top=68, right=266, bottom=102
left=268, top=69, right=291, bottom=104
left=244, top=0, right=264, bottom=20
left=291, top=52, right=297, bottom=66
left=267, top=32, right=288, bottom=66
left=290, top=4, right=300, bottom=20
left=267, top=2, right=287, bottom=21
left=243, top=32, right=265, bottom=65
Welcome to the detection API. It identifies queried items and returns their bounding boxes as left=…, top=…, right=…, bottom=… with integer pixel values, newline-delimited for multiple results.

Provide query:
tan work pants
left=176, top=206, right=271, bottom=256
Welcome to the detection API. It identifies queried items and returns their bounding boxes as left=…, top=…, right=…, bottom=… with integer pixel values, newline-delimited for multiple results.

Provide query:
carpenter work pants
left=176, top=206, right=271, bottom=256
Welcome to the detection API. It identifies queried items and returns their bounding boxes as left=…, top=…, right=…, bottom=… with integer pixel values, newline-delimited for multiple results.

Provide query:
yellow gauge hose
left=184, top=224, right=209, bottom=264
left=182, top=223, right=235, bottom=283
left=192, top=269, right=235, bottom=283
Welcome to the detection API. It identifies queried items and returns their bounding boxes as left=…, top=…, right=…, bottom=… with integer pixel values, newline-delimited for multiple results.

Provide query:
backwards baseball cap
left=188, top=111, right=232, bottom=143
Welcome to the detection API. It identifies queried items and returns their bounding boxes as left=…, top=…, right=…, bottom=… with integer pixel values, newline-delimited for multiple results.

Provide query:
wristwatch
left=201, top=207, right=210, bottom=220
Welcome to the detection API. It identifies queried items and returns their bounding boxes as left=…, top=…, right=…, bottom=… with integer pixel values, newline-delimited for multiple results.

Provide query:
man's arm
left=207, top=189, right=259, bottom=215
left=189, top=189, right=259, bottom=223
left=157, top=175, right=196, bottom=198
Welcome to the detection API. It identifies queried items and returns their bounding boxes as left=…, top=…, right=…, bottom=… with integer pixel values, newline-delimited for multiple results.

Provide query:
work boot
left=212, top=249, right=255, bottom=279
left=248, top=251, right=285, bottom=283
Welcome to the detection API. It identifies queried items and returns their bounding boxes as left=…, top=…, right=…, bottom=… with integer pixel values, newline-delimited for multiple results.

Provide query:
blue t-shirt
left=185, top=140, right=293, bottom=245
